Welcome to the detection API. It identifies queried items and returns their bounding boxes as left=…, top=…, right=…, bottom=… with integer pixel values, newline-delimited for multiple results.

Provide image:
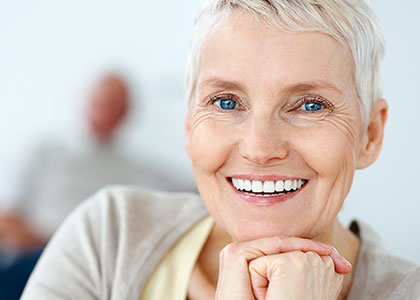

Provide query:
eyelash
left=207, top=93, right=333, bottom=112
left=294, top=95, right=333, bottom=112
left=208, top=93, right=243, bottom=108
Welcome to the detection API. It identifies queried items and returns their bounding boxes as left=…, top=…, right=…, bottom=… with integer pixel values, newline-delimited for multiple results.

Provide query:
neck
left=194, top=218, right=360, bottom=300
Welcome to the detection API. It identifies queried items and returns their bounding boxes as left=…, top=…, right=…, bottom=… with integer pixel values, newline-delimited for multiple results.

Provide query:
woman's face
left=186, top=10, right=367, bottom=242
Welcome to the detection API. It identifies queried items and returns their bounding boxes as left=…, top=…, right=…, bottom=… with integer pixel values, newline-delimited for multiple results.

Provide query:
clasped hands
left=215, top=237, right=352, bottom=300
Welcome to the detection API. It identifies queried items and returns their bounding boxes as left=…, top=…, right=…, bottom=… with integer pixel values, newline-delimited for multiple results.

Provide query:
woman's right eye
left=213, top=98, right=238, bottom=110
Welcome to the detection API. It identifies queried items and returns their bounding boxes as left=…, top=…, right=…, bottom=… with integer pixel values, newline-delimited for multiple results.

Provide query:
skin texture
left=249, top=251, right=343, bottom=300
left=185, top=10, right=387, bottom=300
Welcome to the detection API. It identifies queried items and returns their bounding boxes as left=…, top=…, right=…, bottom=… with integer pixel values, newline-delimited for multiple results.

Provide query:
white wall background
left=1, top=0, right=419, bottom=263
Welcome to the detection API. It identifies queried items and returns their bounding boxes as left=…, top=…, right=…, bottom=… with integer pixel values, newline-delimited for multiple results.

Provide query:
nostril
left=239, top=146, right=289, bottom=165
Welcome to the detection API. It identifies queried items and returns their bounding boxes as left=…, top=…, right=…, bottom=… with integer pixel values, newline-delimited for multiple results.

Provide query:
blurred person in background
left=0, top=72, right=197, bottom=299
left=0, top=74, right=134, bottom=257
left=0, top=73, right=135, bottom=299
left=0, top=73, right=196, bottom=262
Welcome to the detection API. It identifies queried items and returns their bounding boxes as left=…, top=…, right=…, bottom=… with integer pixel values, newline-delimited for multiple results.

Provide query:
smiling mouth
left=228, top=177, right=308, bottom=197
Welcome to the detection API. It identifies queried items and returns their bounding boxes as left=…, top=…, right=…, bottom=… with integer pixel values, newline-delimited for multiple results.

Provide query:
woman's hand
left=249, top=250, right=347, bottom=300
left=215, top=237, right=351, bottom=300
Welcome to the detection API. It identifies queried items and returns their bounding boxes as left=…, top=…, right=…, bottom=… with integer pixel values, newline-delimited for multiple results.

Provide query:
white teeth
left=251, top=180, right=263, bottom=193
left=284, top=180, right=292, bottom=191
left=231, top=177, right=306, bottom=193
left=275, top=180, right=284, bottom=192
left=238, top=179, right=244, bottom=190
left=232, top=178, right=238, bottom=187
left=244, top=180, right=252, bottom=191
left=263, top=181, right=275, bottom=193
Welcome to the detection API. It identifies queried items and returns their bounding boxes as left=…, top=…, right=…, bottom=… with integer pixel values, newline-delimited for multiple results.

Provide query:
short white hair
left=185, top=0, right=385, bottom=125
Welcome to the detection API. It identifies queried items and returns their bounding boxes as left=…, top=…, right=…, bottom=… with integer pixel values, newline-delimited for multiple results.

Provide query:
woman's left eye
left=298, top=101, right=324, bottom=112
left=214, top=98, right=237, bottom=110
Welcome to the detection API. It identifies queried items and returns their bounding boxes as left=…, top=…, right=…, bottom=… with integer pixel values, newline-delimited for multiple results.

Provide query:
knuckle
left=321, top=255, right=335, bottom=272
left=305, top=251, right=318, bottom=258
left=287, top=251, right=306, bottom=268
left=273, top=235, right=283, bottom=244
left=283, top=236, right=301, bottom=247
left=323, top=255, right=335, bottom=268
left=220, top=243, right=236, bottom=257
left=270, top=261, right=286, bottom=277
left=248, top=257, right=260, bottom=272
left=272, top=235, right=288, bottom=249
left=220, top=242, right=244, bottom=259
left=275, top=236, right=297, bottom=247
left=305, top=251, right=321, bottom=267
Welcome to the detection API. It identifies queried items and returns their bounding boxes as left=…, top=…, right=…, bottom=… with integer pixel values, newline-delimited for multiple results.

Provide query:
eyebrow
left=199, top=78, right=245, bottom=92
left=199, top=77, right=343, bottom=95
left=287, top=81, right=343, bottom=95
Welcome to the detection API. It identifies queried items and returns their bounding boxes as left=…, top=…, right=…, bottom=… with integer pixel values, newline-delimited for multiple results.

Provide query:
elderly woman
left=22, top=0, right=419, bottom=299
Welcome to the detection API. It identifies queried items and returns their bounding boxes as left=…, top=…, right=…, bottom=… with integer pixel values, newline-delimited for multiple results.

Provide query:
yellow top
left=140, top=215, right=214, bottom=300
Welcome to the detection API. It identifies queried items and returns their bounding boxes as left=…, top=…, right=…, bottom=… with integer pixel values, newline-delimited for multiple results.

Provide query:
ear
left=184, top=115, right=192, bottom=158
left=356, top=99, right=388, bottom=169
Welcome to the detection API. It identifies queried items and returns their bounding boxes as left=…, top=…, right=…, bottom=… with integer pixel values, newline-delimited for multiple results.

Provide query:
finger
left=249, top=266, right=268, bottom=300
left=220, top=236, right=332, bottom=264
left=321, top=256, right=345, bottom=298
left=250, top=252, right=345, bottom=300
left=249, top=251, right=306, bottom=300
left=330, top=247, right=352, bottom=274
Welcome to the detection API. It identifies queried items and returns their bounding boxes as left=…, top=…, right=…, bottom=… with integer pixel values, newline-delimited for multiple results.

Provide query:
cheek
left=188, top=116, right=239, bottom=232
left=300, top=127, right=356, bottom=177
left=311, top=128, right=356, bottom=201
left=189, top=116, right=236, bottom=178
left=291, top=122, right=358, bottom=235
left=292, top=111, right=360, bottom=178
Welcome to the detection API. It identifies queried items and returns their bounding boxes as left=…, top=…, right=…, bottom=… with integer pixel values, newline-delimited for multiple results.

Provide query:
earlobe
left=356, top=99, right=388, bottom=169
left=184, top=115, right=191, bottom=158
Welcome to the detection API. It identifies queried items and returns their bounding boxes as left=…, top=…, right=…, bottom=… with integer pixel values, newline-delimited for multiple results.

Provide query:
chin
left=222, top=217, right=302, bottom=242
left=221, top=210, right=335, bottom=243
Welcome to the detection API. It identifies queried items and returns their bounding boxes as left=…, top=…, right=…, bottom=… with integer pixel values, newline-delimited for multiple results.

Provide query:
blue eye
left=300, top=102, right=323, bottom=112
left=215, top=98, right=237, bottom=110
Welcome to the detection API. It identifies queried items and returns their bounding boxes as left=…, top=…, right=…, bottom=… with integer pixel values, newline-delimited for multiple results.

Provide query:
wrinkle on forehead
left=196, top=9, right=356, bottom=104
left=198, top=77, right=344, bottom=98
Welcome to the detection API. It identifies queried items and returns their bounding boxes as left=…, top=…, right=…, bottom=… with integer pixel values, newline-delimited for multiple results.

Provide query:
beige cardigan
left=22, top=186, right=420, bottom=299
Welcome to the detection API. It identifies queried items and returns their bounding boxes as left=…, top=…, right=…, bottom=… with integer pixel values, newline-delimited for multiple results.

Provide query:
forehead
left=197, top=10, right=355, bottom=96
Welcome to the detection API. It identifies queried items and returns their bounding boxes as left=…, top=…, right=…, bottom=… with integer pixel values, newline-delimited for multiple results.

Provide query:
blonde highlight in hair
left=185, top=0, right=385, bottom=125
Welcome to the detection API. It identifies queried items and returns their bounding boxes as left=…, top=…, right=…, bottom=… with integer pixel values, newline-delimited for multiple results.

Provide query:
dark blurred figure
left=0, top=250, right=42, bottom=300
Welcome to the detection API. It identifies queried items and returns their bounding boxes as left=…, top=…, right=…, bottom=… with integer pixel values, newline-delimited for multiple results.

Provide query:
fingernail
left=344, top=258, right=352, bottom=267
left=332, top=247, right=352, bottom=267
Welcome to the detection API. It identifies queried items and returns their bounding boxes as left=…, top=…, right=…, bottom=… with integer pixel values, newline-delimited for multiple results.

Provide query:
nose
left=238, top=114, right=289, bottom=166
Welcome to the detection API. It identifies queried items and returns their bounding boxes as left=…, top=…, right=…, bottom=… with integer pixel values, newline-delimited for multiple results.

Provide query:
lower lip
left=229, top=181, right=306, bottom=206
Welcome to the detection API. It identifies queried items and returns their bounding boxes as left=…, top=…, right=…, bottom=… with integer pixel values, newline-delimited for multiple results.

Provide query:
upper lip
left=228, top=174, right=308, bottom=181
